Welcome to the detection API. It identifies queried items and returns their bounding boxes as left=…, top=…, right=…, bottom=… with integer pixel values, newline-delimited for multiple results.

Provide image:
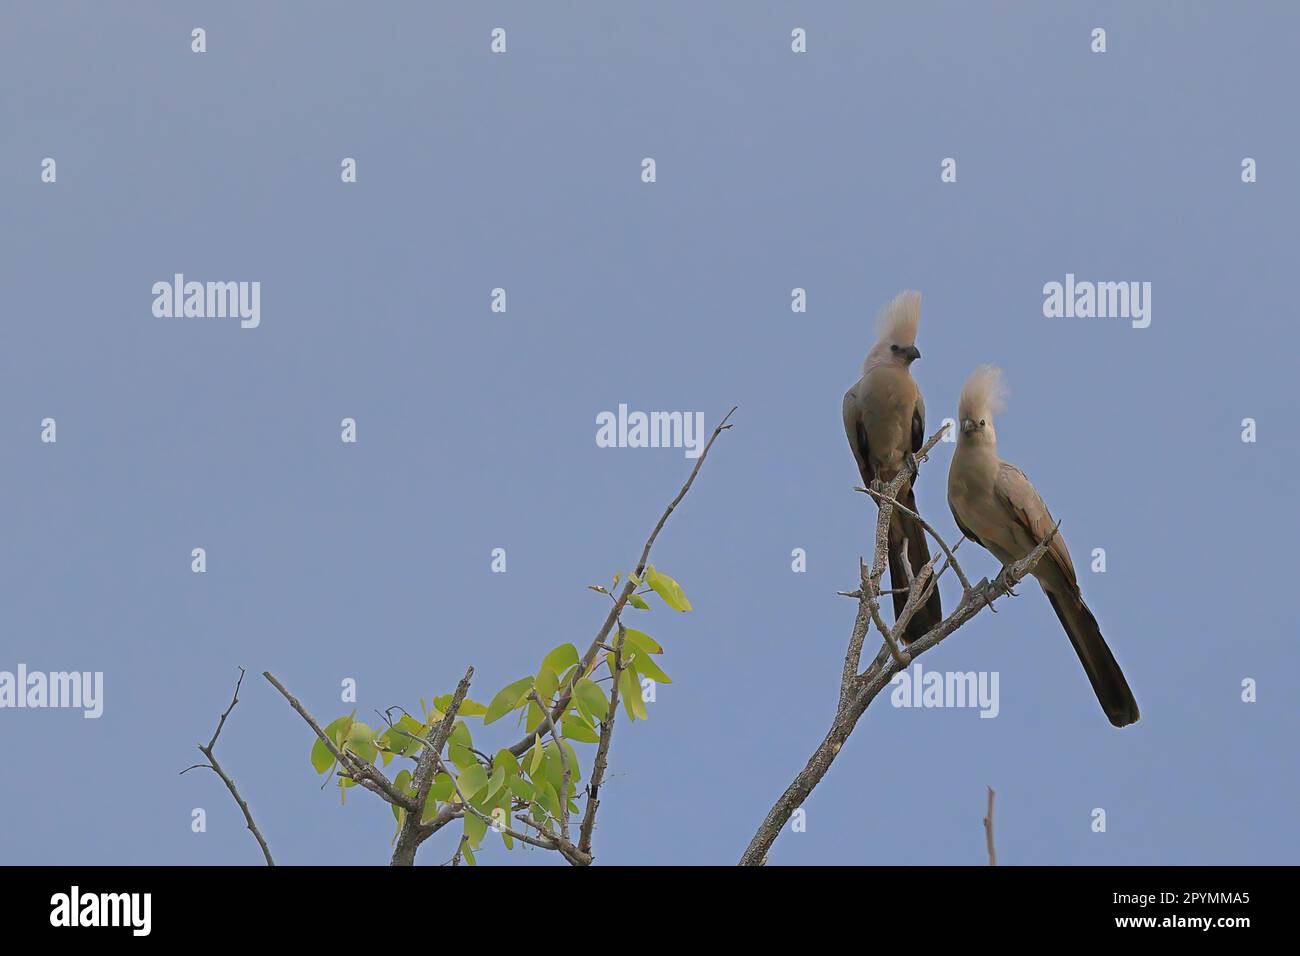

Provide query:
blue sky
left=1, top=2, right=1296, bottom=865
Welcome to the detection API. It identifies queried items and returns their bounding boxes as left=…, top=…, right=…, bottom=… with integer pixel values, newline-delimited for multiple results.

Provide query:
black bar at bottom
left=0, top=865, right=1278, bottom=938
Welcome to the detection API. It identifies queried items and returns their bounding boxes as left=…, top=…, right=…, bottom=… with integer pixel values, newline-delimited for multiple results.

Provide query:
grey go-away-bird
left=947, top=366, right=1139, bottom=727
left=842, top=290, right=943, bottom=642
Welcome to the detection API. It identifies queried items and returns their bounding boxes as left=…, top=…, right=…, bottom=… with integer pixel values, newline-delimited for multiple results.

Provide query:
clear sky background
left=2, top=2, right=1296, bottom=865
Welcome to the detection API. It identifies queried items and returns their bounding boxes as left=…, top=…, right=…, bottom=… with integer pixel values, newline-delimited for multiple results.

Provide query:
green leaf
left=428, top=772, right=454, bottom=802
left=434, top=693, right=487, bottom=718
left=494, top=748, right=520, bottom=777
left=535, top=667, right=559, bottom=706
left=645, top=566, right=692, bottom=612
left=392, top=770, right=411, bottom=831
left=560, top=741, right=582, bottom=786
left=484, top=762, right=507, bottom=801
left=510, top=776, right=536, bottom=801
left=449, top=743, right=477, bottom=772
left=633, top=653, right=672, bottom=684
left=457, top=699, right=488, bottom=718
left=536, top=780, right=561, bottom=819
left=344, top=722, right=378, bottom=764
left=620, top=666, right=649, bottom=721
left=622, top=628, right=663, bottom=655
left=484, top=677, right=535, bottom=725
left=394, top=769, right=413, bottom=797
left=462, top=843, right=477, bottom=866
left=458, top=764, right=489, bottom=800
left=525, top=699, right=546, bottom=733
left=421, top=771, right=457, bottom=824
left=310, top=739, right=335, bottom=774
left=573, top=678, right=610, bottom=720
left=542, top=643, right=580, bottom=676
left=386, top=715, right=427, bottom=756
left=528, top=734, right=544, bottom=775
left=311, top=715, right=354, bottom=773
left=464, top=810, right=488, bottom=848
left=628, top=592, right=651, bottom=610
left=562, top=713, right=600, bottom=743
left=557, top=664, right=580, bottom=693
left=542, top=742, right=564, bottom=790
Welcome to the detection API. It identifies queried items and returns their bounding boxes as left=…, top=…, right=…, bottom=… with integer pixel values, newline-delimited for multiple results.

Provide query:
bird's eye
left=979, top=419, right=986, bottom=427
left=890, top=344, right=899, bottom=352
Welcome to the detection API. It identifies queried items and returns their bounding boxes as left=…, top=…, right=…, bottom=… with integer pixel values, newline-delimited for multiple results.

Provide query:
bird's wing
left=994, top=461, right=1076, bottom=585
left=911, top=389, right=926, bottom=454
left=842, top=385, right=875, bottom=487
left=948, top=503, right=985, bottom=550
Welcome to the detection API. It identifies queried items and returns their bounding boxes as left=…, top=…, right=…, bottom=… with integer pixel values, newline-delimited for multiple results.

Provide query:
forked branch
left=741, top=423, right=1059, bottom=866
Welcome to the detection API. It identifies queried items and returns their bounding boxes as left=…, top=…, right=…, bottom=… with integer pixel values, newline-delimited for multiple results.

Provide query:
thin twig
left=860, top=485, right=974, bottom=593
left=530, top=689, right=573, bottom=844
left=181, top=668, right=274, bottom=866
left=263, top=671, right=415, bottom=811
left=983, top=787, right=997, bottom=866
left=504, top=406, right=736, bottom=758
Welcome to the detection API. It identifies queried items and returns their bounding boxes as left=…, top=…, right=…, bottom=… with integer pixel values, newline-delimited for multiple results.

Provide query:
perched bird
left=842, top=290, right=943, bottom=642
left=946, top=366, right=1139, bottom=727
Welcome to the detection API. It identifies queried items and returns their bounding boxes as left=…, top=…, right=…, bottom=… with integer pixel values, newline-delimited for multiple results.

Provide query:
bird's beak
left=961, top=418, right=977, bottom=434
left=904, top=346, right=921, bottom=362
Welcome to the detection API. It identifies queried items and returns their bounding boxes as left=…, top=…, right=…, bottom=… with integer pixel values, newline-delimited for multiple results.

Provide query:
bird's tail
left=1046, top=590, right=1140, bottom=727
left=886, top=486, right=943, bottom=643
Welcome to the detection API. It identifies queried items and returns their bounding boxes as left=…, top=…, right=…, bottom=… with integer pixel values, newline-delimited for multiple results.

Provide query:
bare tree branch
left=429, top=748, right=592, bottom=865
left=530, top=689, right=573, bottom=844
left=181, top=667, right=274, bottom=866
left=739, top=421, right=1059, bottom=866
left=445, top=835, right=469, bottom=867
left=859, top=485, right=974, bottom=593
left=843, top=424, right=949, bottom=686
left=390, top=666, right=474, bottom=866
left=983, top=786, right=997, bottom=866
left=263, top=671, right=416, bottom=811
left=578, top=623, right=627, bottom=856
left=504, top=406, right=736, bottom=758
